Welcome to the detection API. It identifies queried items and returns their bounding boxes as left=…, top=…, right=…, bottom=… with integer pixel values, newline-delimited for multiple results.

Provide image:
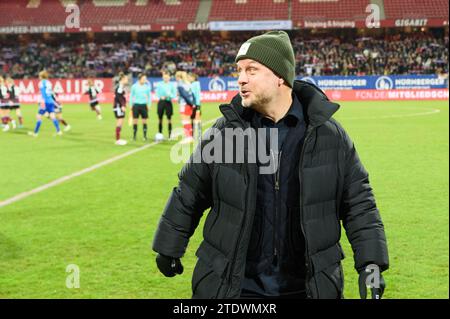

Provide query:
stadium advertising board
left=15, top=76, right=448, bottom=104
left=152, top=75, right=448, bottom=92
left=298, top=75, right=449, bottom=90
left=295, top=18, right=448, bottom=29
left=323, top=89, right=449, bottom=101
left=209, top=20, right=293, bottom=31
left=17, top=75, right=444, bottom=96
left=16, top=78, right=113, bottom=104
left=1, top=19, right=448, bottom=34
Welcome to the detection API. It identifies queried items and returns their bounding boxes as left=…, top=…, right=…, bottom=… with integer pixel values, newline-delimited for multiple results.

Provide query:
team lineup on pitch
left=1, top=100, right=442, bottom=207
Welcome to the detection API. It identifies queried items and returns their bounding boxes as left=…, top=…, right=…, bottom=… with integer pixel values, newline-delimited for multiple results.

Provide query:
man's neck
left=258, top=93, right=293, bottom=123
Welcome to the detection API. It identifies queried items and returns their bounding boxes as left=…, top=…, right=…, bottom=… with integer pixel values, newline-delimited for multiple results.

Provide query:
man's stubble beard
left=242, top=91, right=273, bottom=112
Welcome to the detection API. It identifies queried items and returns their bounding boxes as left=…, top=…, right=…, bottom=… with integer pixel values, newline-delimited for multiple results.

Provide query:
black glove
left=358, top=264, right=385, bottom=299
left=156, top=253, right=183, bottom=277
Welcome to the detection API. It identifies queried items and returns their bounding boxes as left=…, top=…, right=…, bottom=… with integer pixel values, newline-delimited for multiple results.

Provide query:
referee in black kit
left=155, top=72, right=176, bottom=139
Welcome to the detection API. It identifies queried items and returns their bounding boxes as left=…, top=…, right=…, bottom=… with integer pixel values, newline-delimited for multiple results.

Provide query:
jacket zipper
left=299, top=126, right=314, bottom=298
left=273, top=149, right=282, bottom=257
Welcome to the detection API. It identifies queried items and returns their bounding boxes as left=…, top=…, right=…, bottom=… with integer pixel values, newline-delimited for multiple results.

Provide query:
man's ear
left=278, top=77, right=285, bottom=87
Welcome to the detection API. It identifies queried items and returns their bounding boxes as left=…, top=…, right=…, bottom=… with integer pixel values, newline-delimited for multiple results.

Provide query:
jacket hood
left=219, top=80, right=340, bottom=127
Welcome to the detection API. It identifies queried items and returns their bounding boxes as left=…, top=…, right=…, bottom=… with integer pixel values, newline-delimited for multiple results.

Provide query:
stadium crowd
left=1, top=31, right=448, bottom=78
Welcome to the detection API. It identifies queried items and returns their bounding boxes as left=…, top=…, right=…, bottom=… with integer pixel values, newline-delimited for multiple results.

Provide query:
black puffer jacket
left=152, top=80, right=389, bottom=299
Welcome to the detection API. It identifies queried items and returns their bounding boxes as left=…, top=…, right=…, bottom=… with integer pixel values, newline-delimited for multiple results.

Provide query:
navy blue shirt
left=257, top=95, right=304, bottom=152
left=242, top=94, right=307, bottom=298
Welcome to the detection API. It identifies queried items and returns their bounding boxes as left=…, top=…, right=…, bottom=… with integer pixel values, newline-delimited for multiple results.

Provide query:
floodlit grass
left=0, top=99, right=448, bottom=298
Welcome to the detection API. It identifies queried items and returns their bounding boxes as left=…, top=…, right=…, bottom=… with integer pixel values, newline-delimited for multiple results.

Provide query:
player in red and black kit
left=84, top=79, right=102, bottom=120
left=113, top=73, right=128, bottom=145
left=0, top=75, right=14, bottom=132
left=6, top=77, right=24, bottom=128
left=51, top=93, right=71, bottom=132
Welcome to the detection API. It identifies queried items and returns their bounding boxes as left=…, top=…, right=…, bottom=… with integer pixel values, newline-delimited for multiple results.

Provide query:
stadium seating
left=208, top=0, right=289, bottom=21
left=81, top=0, right=200, bottom=24
left=1, top=0, right=448, bottom=27
left=383, top=0, right=449, bottom=19
left=0, top=0, right=66, bottom=26
left=291, top=0, right=370, bottom=21
left=0, top=0, right=200, bottom=27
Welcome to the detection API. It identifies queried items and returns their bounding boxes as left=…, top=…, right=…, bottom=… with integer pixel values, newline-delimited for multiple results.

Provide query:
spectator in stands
left=1, top=31, right=448, bottom=79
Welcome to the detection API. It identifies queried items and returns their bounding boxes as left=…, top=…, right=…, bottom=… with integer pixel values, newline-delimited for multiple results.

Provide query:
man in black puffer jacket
left=153, top=31, right=389, bottom=299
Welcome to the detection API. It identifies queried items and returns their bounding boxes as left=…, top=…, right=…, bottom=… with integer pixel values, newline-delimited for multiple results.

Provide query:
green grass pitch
left=0, top=99, right=448, bottom=298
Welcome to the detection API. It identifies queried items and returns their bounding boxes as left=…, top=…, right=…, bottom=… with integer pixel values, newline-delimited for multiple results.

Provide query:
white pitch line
left=339, top=108, right=441, bottom=120
left=0, top=117, right=219, bottom=209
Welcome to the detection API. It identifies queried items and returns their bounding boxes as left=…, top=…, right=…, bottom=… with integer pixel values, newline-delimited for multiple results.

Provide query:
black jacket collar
left=219, top=80, right=340, bottom=128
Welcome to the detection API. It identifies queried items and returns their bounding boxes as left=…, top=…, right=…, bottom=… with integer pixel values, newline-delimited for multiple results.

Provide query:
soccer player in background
left=188, top=72, right=202, bottom=142
left=84, top=79, right=102, bottom=120
left=155, top=72, right=176, bottom=139
left=113, top=73, right=128, bottom=145
left=6, top=77, right=23, bottom=129
left=175, top=71, right=195, bottom=144
left=129, top=73, right=151, bottom=141
left=28, top=70, right=61, bottom=137
left=51, top=93, right=71, bottom=132
left=0, top=76, right=14, bottom=132
left=113, top=71, right=125, bottom=88
left=114, top=72, right=133, bottom=127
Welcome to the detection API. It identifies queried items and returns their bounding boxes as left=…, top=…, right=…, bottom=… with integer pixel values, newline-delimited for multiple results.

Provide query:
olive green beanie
left=235, top=30, right=296, bottom=87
